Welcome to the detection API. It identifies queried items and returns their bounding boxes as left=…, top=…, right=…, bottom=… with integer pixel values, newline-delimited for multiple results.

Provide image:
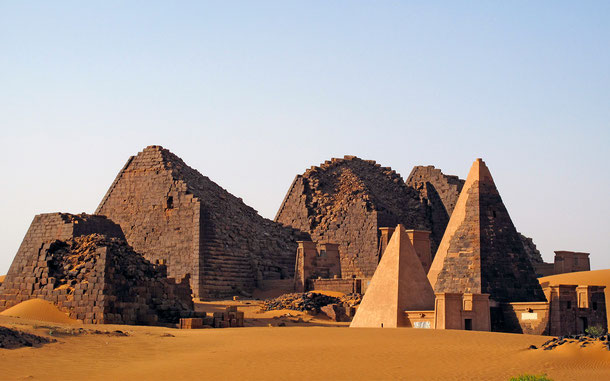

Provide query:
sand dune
left=540, top=269, right=610, bottom=326
left=0, top=274, right=5, bottom=283
left=0, top=298, right=79, bottom=325
left=0, top=313, right=609, bottom=381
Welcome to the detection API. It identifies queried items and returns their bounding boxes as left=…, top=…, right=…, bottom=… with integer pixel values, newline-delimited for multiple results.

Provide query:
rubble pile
left=0, top=326, right=55, bottom=349
left=339, top=293, right=362, bottom=307
left=261, top=292, right=341, bottom=312
left=534, top=334, right=610, bottom=351
left=261, top=292, right=363, bottom=322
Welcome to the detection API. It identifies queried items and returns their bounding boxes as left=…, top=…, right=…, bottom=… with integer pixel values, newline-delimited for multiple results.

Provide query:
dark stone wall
left=478, top=182, right=547, bottom=302
left=96, top=146, right=306, bottom=299
left=275, top=156, right=429, bottom=278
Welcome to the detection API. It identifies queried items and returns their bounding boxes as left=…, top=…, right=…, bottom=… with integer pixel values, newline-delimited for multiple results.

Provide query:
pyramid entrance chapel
left=0, top=146, right=605, bottom=334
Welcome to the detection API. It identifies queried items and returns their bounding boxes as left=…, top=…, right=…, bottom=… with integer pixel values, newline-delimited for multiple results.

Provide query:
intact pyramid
left=350, top=224, right=435, bottom=328
left=427, top=159, right=546, bottom=303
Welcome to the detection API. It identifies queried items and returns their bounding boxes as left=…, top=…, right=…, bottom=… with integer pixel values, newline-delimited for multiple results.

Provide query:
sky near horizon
left=1, top=1, right=609, bottom=274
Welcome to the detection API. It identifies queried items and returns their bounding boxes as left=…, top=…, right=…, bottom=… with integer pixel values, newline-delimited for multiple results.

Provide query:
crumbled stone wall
left=406, top=165, right=465, bottom=254
left=275, top=156, right=429, bottom=278
left=519, top=233, right=544, bottom=264
left=96, top=146, right=307, bottom=299
left=0, top=213, right=193, bottom=325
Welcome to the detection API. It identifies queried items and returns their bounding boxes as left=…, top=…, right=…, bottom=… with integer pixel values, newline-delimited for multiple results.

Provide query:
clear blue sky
left=1, top=1, right=609, bottom=274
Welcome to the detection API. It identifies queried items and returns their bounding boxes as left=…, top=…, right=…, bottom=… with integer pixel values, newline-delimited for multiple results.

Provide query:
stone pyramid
left=95, top=146, right=306, bottom=299
left=275, top=156, right=429, bottom=278
left=350, top=224, right=435, bottom=328
left=427, top=159, right=546, bottom=303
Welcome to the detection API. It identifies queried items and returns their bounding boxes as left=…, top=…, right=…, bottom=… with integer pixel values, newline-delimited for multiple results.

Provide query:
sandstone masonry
left=0, top=213, right=193, bottom=325
left=96, top=145, right=307, bottom=299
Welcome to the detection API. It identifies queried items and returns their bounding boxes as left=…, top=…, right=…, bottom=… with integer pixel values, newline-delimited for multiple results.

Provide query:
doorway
left=577, top=317, right=588, bottom=334
left=464, top=319, right=473, bottom=331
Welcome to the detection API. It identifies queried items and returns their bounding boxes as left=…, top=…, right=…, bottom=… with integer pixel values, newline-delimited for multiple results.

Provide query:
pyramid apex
left=428, top=159, right=546, bottom=303
left=141, top=145, right=167, bottom=153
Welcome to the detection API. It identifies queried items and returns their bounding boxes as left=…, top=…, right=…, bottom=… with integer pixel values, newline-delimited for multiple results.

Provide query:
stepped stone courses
left=96, top=146, right=307, bottom=299
left=428, top=159, right=546, bottom=303
left=275, top=156, right=429, bottom=278
left=0, top=213, right=193, bottom=325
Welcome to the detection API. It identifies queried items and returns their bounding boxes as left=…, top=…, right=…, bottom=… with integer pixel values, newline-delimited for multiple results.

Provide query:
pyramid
left=350, top=224, right=435, bottom=328
left=275, top=156, right=430, bottom=278
left=427, top=159, right=546, bottom=303
left=95, top=146, right=306, bottom=299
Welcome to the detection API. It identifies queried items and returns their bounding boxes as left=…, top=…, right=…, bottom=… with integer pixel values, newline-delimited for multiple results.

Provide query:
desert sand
left=539, top=269, right=610, bottom=326
left=0, top=298, right=79, bottom=325
left=1, top=298, right=609, bottom=381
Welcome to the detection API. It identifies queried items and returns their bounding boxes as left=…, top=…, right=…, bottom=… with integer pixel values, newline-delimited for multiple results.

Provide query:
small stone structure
left=96, top=145, right=307, bottom=299
left=294, top=241, right=341, bottom=292
left=532, top=251, right=591, bottom=278
left=0, top=213, right=194, bottom=325
left=502, top=284, right=606, bottom=335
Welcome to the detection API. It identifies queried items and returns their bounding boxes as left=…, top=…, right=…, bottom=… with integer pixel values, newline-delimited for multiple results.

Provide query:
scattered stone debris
left=339, top=293, right=362, bottom=307
left=0, top=326, right=55, bottom=349
left=261, top=292, right=362, bottom=322
left=535, top=334, right=610, bottom=351
left=261, top=292, right=341, bottom=312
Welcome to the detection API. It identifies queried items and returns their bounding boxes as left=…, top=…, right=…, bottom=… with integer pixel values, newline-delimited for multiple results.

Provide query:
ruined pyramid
left=96, top=146, right=307, bottom=299
left=427, top=159, right=546, bottom=303
left=350, top=224, right=435, bottom=328
left=275, top=156, right=430, bottom=278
